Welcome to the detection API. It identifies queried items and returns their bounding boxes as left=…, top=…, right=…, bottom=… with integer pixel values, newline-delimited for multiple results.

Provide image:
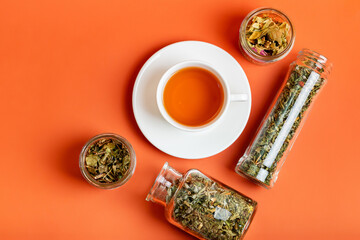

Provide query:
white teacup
left=157, top=61, right=248, bottom=132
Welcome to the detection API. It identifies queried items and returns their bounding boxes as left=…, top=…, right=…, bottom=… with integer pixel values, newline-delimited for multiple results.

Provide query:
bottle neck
left=296, top=49, right=332, bottom=78
left=146, top=162, right=183, bottom=206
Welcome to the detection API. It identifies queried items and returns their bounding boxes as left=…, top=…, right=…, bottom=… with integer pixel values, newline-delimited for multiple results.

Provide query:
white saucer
left=132, top=41, right=251, bottom=159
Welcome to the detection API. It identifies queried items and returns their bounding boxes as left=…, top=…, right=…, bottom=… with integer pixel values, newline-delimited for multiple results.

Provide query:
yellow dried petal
left=252, top=22, right=260, bottom=29
left=249, top=31, right=261, bottom=40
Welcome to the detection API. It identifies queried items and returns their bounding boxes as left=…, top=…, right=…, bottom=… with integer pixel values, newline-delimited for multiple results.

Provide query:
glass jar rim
left=79, top=133, right=136, bottom=189
left=240, top=7, right=295, bottom=60
left=298, top=48, right=333, bottom=76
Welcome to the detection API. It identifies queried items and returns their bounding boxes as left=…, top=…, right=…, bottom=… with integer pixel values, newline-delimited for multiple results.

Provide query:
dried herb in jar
left=171, top=172, right=256, bottom=240
left=246, top=15, right=290, bottom=56
left=85, top=138, right=130, bottom=184
left=237, top=57, right=326, bottom=187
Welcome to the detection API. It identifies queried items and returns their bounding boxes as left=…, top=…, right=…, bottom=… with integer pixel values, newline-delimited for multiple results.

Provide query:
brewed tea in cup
left=157, top=61, right=248, bottom=131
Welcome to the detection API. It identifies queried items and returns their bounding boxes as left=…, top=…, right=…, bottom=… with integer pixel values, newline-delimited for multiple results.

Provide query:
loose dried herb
left=237, top=60, right=325, bottom=187
left=246, top=15, right=290, bottom=56
left=85, top=138, right=130, bottom=184
left=171, top=171, right=256, bottom=240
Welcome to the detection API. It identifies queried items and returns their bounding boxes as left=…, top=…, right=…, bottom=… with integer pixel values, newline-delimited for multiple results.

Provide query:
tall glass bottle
left=146, top=162, right=257, bottom=240
left=236, top=49, right=332, bottom=189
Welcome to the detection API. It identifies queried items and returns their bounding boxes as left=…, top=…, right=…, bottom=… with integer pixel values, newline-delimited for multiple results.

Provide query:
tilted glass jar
left=236, top=49, right=332, bottom=189
left=146, top=162, right=257, bottom=240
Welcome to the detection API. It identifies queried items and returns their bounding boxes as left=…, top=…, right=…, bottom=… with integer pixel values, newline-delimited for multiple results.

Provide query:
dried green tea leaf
left=98, top=165, right=107, bottom=173
left=85, top=155, right=99, bottom=167
left=94, top=173, right=106, bottom=180
left=123, top=155, right=130, bottom=165
left=84, top=138, right=131, bottom=184
left=104, top=143, right=115, bottom=152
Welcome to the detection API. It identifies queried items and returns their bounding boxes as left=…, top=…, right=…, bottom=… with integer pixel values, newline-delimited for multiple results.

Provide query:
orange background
left=1, top=0, right=359, bottom=239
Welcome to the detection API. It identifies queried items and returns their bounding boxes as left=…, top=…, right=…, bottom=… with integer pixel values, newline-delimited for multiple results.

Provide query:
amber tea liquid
left=163, top=67, right=224, bottom=127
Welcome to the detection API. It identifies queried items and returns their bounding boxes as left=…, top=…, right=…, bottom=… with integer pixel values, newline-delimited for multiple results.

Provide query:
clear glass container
left=79, top=133, right=136, bottom=189
left=239, top=7, right=295, bottom=64
left=147, top=162, right=257, bottom=240
left=236, top=49, right=332, bottom=189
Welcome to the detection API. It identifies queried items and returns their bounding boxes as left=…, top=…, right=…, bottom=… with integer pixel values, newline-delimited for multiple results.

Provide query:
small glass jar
left=239, top=7, right=295, bottom=64
left=147, top=162, right=257, bottom=240
left=236, top=49, right=332, bottom=189
left=79, top=133, right=136, bottom=189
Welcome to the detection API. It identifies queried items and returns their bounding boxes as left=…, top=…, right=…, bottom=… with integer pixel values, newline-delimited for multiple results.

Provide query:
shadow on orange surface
left=57, top=135, right=92, bottom=184
left=218, top=13, right=249, bottom=53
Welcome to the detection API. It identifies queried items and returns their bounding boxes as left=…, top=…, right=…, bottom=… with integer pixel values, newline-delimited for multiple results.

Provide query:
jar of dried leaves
left=239, top=8, right=295, bottom=64
left=236, top=49, right=332, bottom=189
left=147, top=162, right=257, bottom=240
left=79, top=133, right=136, bottom=189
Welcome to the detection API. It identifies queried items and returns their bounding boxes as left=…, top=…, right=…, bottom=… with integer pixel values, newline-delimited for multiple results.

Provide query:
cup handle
left=230, top=94, right=248, bottom=102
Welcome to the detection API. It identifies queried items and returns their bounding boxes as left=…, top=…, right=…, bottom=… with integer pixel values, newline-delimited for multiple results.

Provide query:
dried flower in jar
left=246, top=15, right=290, bottom=56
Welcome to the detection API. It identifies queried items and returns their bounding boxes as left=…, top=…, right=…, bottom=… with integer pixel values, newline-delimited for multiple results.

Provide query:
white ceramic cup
left=157, top=61, right=248, bottom=132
